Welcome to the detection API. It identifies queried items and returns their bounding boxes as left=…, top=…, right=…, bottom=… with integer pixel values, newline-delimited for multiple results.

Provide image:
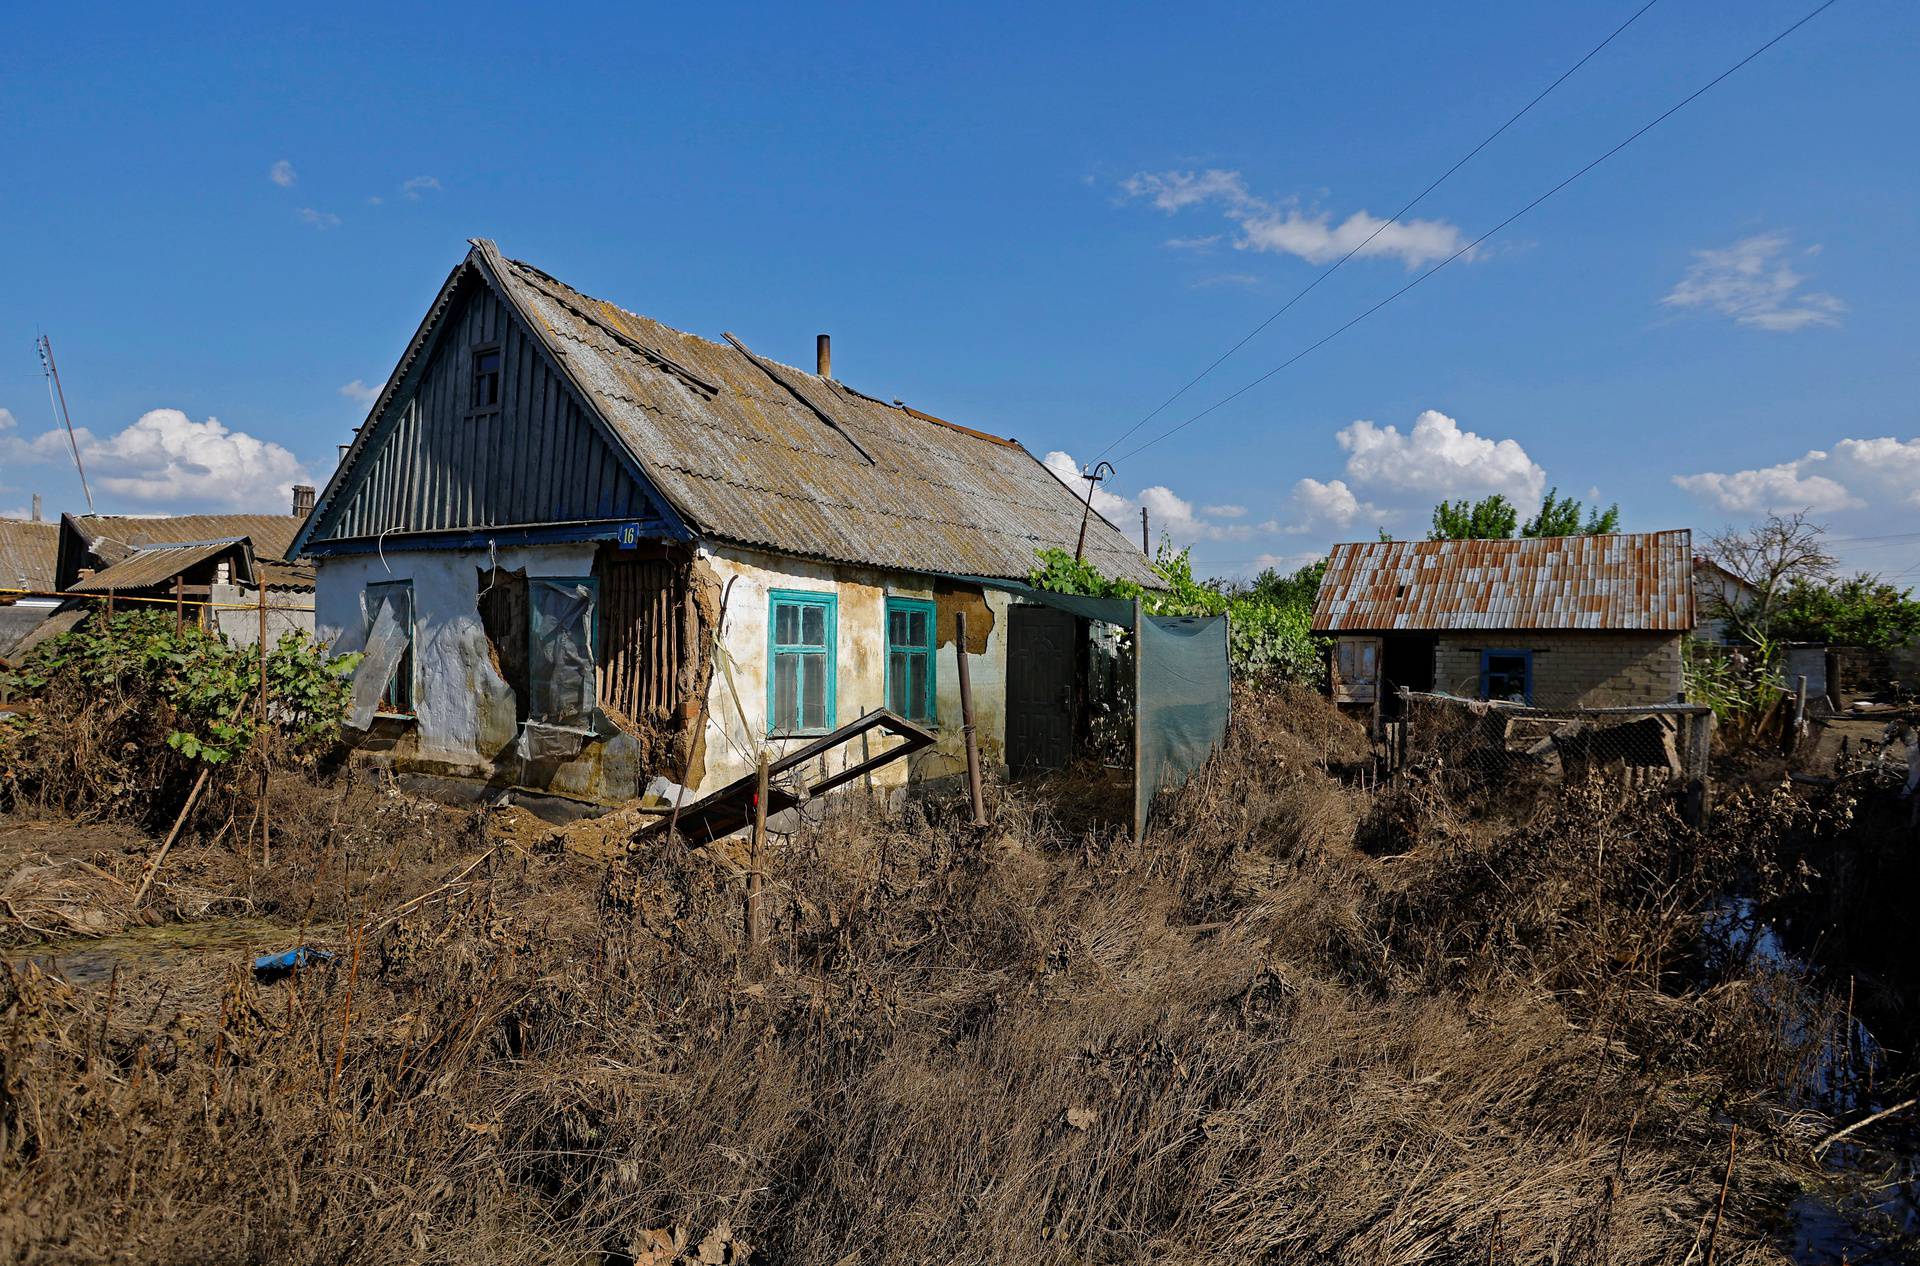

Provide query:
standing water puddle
left=1, top=916, right=324, bottom=984
left=1710, top=896, right=1920, bottom=1262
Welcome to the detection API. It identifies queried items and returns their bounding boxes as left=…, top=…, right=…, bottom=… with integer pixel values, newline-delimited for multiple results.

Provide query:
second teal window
left=885, top=597, right=936, bottom=724
left=769, top=589, right=836, bottom=734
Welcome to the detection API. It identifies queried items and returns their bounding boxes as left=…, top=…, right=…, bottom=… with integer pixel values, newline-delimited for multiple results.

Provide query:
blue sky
left=3, top=0, right=1915, bottom=581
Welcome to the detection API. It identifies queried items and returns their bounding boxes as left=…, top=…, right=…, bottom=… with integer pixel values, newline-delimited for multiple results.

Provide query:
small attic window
left=470, top=344, right=503, bottom=415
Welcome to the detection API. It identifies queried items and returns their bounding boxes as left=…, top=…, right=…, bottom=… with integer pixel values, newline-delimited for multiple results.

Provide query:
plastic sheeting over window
left=347, top=583, right=413, bottom=729
left=520, top=577, right=598, bottom=761
left=1132, top=614, right=1230, bottom=841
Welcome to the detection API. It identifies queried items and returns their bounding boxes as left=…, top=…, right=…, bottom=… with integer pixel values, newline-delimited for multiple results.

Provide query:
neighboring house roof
left=0, top=519, right=58, bottom=591
left=1312, top=530, right=1695, bottom=633
left=66, top=539, right=257, bottom=594
left=0, top=606, right=83, bottom=665
left=66, top=514, right=302, bottom=564
left=255, top=558, right=316, bottom=590
left=58, top=513, right=309, bottom=592
left=299, top=240, right=1158, bottom=586
left=1692, top=555, right=1759, bottom=599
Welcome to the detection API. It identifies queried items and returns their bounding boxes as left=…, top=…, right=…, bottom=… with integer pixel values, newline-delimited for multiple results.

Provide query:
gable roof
left=66, top=539, right=256, bottom=594
left=299, top=240, right=1157, bottom=586
left=1312, top=530, right=1695, bottom=633
left=0, top=519, right=57, bottom=591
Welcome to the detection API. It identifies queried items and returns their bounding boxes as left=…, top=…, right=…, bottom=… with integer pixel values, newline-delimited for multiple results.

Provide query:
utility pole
left=35, top=335, right=96, bottom=514
left=1073, top=460, right=1114, bottom=564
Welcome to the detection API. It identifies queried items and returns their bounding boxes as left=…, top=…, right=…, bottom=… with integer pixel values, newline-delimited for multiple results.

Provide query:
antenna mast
left=35, top=334, right=95, bottom=515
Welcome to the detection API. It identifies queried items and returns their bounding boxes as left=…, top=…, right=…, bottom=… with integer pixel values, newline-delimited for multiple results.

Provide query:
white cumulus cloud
left=402, top=175, right=442, bottom=200
left=1336, top=409, right=1545, bottom=504
left=1674, top=435, right=1920, bottom=514
left=1662, top=232, right=1845, bottom=332
left=1121, top=168, right=1469, bottom=269
left=298, top=207, right=341, bottom=230
left=269, top=159, right=297, bottom=188
left=1042, top=450, right=1253, bottom=547
left=1285, top=477, right=1384, bottom=532
left=339, top=379, right=381, bottom=404
left=4, top=409, right=311, bottom=512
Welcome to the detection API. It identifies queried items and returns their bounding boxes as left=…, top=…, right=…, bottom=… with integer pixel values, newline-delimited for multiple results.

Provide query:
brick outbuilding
left=1311, top=530, right=1696, bottom=714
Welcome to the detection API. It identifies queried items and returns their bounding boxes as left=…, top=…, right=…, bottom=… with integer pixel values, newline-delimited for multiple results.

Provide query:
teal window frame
left=767, top=589, right=837, bottom=736
left=363, top=579, right=416, bottom=718
left=884, top=596, right=938, bottom=724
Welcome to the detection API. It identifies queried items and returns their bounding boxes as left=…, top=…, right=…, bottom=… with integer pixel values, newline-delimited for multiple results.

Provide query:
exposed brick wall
left=1432, top=632, right=1685, bottom=708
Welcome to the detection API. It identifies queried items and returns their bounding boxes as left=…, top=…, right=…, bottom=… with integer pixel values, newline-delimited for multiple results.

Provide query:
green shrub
left=1, top=609, right=357, bottom=821
left=1028, top=546, right=1325, bottom=684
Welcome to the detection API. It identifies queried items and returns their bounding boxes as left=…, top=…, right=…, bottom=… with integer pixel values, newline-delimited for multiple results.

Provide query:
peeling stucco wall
left=315, top=543, right=650, bottom=804
left=694, top=544, right=1010, bottom=797
left=315, top=541, right=1014, bottom=807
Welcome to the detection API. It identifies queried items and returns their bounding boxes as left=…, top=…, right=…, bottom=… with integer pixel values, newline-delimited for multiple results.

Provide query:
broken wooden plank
left=634, top=708, right=936, bottom=846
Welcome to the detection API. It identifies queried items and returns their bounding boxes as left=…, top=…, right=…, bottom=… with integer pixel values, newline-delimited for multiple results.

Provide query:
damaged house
left=1313, top=530, right=1697, bottom=716
left=291, top=239, right=1179, bottom=815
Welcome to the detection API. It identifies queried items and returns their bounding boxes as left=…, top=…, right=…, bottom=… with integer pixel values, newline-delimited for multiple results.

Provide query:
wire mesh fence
left=1386, top=689, right=1715, bottom=819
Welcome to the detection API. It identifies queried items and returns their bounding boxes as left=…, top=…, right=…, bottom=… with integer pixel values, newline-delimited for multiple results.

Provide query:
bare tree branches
left=1702, top=512, right=1837, bottom=643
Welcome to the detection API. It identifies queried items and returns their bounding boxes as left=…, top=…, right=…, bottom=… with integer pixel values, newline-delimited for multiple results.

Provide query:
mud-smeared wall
left=314, top=542, right=1013, bottom=807
left=315, top=543, right=652, bottom=804
left=694, top=544, right=1010, bottom=797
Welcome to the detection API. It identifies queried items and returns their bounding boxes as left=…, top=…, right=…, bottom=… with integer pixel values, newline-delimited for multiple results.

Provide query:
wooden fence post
left=955, top=610, right=987, bottom=828
left=1683, top=709, right=1714, bottom=827
left=258, top=586, right=271, bottom=869
left=747, top=750, right=768, bottom=949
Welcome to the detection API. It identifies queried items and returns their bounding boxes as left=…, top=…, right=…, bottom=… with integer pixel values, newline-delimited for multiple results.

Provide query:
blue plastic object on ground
left=252, top=946, right=336, bottom=977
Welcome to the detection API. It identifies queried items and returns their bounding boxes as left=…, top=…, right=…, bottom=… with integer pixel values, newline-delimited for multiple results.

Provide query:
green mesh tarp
left=939, top=576, right=1230, bottom=837
left=1133, top=612, right=1231, bottom=840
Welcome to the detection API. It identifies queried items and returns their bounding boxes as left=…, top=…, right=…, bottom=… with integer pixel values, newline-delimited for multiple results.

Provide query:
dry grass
left=0, top=688, right=1901, bottom=1264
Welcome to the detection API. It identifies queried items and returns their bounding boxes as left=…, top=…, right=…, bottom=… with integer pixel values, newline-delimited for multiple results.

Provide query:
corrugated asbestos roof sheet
left=69, top=514, right=303, bottom=566
left=1312, top=530, right=1695, bottom=633
left=0, top=520, right=57, bottom=590
left=482, top=245, right=1158, bottom=586
left=68, top=540, right=253, bottom=593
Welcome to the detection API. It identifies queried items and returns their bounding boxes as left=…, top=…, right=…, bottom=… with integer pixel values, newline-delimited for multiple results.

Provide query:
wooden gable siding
left=311, top=278, right=656, bottom=543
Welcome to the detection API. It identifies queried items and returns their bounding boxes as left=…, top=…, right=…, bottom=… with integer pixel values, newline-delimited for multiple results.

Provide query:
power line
left=1095, top=0, right=1663, bottom=461
left=1112, top=0, right=1843, bottom=467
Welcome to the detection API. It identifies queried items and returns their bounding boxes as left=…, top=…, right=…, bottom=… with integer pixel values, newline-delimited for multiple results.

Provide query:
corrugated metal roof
left=1311, top=530, right=1695, bottom=633
left=0, top=519, right=57, bottom=590
left=255, top=559, right=315, bottom=590
left=477, top=243, right=1158, bottom=586
left=69, top=514, right=303, bottom=565
left=68, top=540, right=251, bottom=593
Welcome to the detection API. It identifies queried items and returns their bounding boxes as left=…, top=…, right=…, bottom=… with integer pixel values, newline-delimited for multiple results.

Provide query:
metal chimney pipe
left=291, top=484, right=316, bottom=518
left=816, top=333, right=831, bottom=379
left=31, top=493, right=42, bottom=522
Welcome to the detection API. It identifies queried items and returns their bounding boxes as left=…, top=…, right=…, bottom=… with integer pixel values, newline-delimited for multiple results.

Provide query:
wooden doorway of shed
left=1380, top=635, right=1435, bottom=711
left=1006, top=604, right=1077, bottom=773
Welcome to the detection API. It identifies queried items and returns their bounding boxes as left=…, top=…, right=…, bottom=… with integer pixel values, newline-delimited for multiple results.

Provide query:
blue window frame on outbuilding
left=768, top=589, right=836, bottom=735
left=1479, top=649, right=1533, bottom=704
left=885, top=597, right=937, bottom=724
